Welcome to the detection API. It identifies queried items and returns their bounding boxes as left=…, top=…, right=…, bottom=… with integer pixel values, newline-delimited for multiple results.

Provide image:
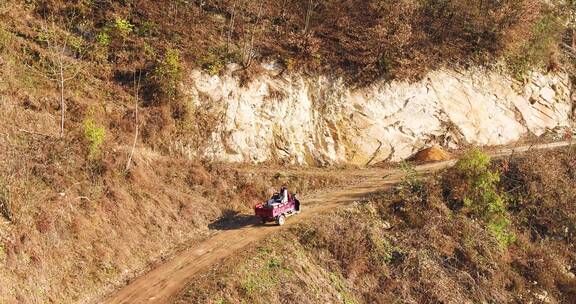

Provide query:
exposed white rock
left=183, top=66, right=574, bottom=165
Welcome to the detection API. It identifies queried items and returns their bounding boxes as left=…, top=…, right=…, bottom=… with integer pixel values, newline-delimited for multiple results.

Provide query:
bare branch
left=18, top=128, right=54, bottom=138
left=126, top=70, right=142, bottom=171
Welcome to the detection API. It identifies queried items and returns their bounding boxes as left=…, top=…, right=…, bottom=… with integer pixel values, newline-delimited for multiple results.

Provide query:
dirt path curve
left=101, top=141, right=572, bottom=304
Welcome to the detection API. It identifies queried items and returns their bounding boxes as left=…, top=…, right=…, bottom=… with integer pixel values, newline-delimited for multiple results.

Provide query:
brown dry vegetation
left=0, top=0, right=575, bottom=303
left=23, top=0, right=574, bottom=85
left=176, top=149, right=576, bottom=304
left=0, top=127, right=354, bottom=303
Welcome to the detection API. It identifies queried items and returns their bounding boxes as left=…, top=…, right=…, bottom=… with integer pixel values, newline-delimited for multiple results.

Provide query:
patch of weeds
left=0, top=26, right=10, bottom=52
left=143, top=42, right=156, bottom=58
left=400, top=161, right=424, bottom=192
left=487, top=216, right=516, bottom=247
left=369, top=230, right=393, bottom=265
left=240, top=271, right=279, bottom=296
left=199, top=46, right=241, bottom=76
left=257, top=246, right=272, bottom=255
left=68, top=34, right=85, bottom=57
left=83, top=118, right=106, bottom=157
left=239, top=246, right=285, bottom=298
left=136, top=20, right=158, bottom=37
left=398, top=161, right=426, bottom=202
left=329, top=272, right=358, bottom=304
left=267, top=256, right=281, bottom=269
left=96, top=31, right=111, bottom=46
left=114, top=17, right=134, bottom=37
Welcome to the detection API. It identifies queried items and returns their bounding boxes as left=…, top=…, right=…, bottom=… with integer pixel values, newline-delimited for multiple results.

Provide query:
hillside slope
left=0, top=1, right=575, bottom=303
left=175, top=148, right=576, bottom=304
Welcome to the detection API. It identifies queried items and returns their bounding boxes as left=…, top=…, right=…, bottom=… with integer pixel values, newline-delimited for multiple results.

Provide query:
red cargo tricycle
left=255, top=191, right=301, bottom=226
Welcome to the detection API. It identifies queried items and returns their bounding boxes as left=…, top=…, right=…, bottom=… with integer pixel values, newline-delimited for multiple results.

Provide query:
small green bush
left=96, top=31, right=110, bottom=46
left=199, top=46, right=241, bottom=76
left=453, top=149, right=516, bottom=247
left=143, top=42, right=156, bottom=58
left=400, top=161, right=423, bottom=192
left=398, top=161, right=426, bottom=203
left=151, top=48, right=183, bottom=103
left=136, top=20, right=158, bottom=37
left=83, top=118, right=106, bottom=157
left=114, top=17, right=134, bottom=37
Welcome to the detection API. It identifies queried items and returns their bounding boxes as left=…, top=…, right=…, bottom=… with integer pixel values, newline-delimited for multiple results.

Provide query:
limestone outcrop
left=183, top=66, right=573, bottom=165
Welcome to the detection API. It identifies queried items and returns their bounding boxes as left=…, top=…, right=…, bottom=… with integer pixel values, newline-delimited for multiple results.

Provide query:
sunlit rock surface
left=184, top=66, right=573, bottom=165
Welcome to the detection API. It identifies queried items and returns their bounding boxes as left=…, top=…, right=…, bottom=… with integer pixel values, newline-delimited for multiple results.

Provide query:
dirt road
left=100, top=141, right=572, bottom=304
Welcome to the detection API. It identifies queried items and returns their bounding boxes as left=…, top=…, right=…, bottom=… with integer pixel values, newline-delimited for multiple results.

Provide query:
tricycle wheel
left=276, top=214, right=286, bottom=226
left=261, top=217, right=267, bottom=225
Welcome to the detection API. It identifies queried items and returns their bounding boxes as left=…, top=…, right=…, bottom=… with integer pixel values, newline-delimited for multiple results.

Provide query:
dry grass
left=0, top=26, right=352, bottom=299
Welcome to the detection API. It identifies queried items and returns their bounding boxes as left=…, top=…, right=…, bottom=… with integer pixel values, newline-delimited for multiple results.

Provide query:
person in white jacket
left=266, top=186, right=289, bottom=207
left=280, top=186, right=288, bottom=204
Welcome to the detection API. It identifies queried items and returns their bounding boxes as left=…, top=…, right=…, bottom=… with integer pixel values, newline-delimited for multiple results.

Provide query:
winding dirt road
left=100, top=141, right=572, bottom=304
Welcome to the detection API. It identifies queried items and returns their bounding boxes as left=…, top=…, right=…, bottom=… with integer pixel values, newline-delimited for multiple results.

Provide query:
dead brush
left=0, top=180, right=12, bottom=222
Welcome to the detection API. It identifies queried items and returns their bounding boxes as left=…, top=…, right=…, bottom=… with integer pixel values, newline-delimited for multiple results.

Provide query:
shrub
left=114, top=17, right=134, bottom=37
left=398, top=161, right=426, bottom=203
left=136, top=20, right=158, bottom=37
left=199, top=46, right=240, bottom=76
left=400, top=161, right=423, bottom=192
left=506, top=7, right=565, bottom=80
left=96, top=31, right=111, bottom=46
left=150, top=48, right=183, bottom=103
left=448, top=149, right=516, bottom=247
left=83, top=118, right=106, bottom=157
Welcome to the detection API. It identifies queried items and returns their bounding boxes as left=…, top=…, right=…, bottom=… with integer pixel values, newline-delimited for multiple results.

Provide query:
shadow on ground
left=208, top=209, right=260, bottom=230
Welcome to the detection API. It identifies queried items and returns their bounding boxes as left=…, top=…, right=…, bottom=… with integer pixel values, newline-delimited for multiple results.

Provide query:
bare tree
left=38, top=24, right=82, bottom=139
left=227, top=0, right=245, bottom=47
left=280, top=0, right=288, bottom=19
left=304, top=0, right=319, bottom=36
left=126, top=71, right=142, bottom=171
left=241, top=2, right=264, bottom=67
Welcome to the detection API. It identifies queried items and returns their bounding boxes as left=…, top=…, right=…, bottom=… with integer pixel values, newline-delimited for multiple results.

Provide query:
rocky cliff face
left=184, top=65, right=574, bottom=165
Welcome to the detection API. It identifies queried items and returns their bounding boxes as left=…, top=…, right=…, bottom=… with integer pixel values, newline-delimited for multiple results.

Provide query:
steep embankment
left=187, top=67, right=574, bottom=165
left=175, top=148, right=576, bottom=304
left=102, top=142, right=573, bottom=304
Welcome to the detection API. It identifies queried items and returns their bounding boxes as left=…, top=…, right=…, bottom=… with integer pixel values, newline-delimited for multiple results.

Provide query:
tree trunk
left=60, top=62, right=65, bottom=139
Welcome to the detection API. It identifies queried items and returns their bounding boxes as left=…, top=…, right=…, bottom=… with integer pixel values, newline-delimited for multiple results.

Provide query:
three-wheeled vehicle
left=254, top=191, right=300, bottom=226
